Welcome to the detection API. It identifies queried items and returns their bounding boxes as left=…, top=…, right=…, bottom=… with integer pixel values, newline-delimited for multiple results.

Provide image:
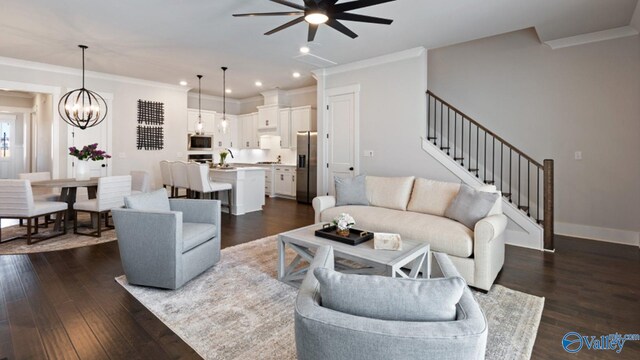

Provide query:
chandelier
left=58, top=45, right=108, bottom=130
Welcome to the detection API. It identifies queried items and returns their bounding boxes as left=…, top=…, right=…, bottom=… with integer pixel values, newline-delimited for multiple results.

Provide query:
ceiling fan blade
left=308, top=24, right=319, bottom=41
left=334, top=0, right=396, bottom=13
left=326, top=19, right=358, bottom=39
left=270, top=0, right=306, bottom=11
left=233, top=11, right=304, bottom=17
left=333, top=13, right=393, bottom=24
left=264, top=16, right=306, bottom=35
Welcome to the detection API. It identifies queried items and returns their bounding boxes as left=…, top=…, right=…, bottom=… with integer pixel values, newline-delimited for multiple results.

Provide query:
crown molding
left=0, top=56, right=190, bottom=92
left=284, top=85, right=316, bottom=96
left=321, top=47, right=426, bottom=76
left=544, top=26, right=638, bottom=49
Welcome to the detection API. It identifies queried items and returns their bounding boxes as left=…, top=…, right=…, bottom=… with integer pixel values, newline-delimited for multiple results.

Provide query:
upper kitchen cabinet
left=257, top=105, right=279, bottom=130
left=214, top=113, right=239, bottom=149
left=187, top=109, right=216, bottom=134
left=279, top=108, right=291, bottom=148
left=289, top=106, right=317, bottom=149
left=239, top=112, right=259, bottom=149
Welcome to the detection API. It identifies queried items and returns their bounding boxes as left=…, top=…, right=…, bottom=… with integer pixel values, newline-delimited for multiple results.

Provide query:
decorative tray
left=315, top=224, right=374, bottom=246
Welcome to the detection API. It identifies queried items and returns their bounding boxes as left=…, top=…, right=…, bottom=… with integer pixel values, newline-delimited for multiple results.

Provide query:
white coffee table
left=277, top=224, right=430, bottom=287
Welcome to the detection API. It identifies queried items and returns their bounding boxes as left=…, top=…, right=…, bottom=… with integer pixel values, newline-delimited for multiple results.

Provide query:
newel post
left=543, top=159, right=554, bottom=250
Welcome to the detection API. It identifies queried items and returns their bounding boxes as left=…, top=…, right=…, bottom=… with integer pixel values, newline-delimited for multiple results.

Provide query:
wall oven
left=187, top=134, right=213, bottom=150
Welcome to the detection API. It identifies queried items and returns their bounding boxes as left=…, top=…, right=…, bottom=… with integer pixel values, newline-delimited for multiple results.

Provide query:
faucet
left=226, top=148, right=234, bottom=159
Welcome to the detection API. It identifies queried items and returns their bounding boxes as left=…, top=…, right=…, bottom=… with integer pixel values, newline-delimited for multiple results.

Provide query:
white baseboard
left=555, top=222, right=640, bottom=247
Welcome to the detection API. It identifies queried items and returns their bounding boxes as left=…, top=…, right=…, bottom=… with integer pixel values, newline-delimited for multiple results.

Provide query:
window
left=0, top=121, right=10, bottom=158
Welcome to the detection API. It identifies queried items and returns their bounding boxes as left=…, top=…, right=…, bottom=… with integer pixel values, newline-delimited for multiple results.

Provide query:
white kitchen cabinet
left=257, top=105, right=279, bottom=130
left=239, top=113, right=258, bottom=149
left=187, top=109, right=216, bottom=134
left=279, top=108, right=291, bottom=148
left=289, top=106, right=316, bottom=149
left=275, top=167, right=296, bottom=197
left=214, top=113, right=238, bottom=149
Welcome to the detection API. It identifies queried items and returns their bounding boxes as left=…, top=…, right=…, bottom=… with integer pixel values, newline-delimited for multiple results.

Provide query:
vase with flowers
left=333, top=213, right=355, bottom=237
left=68, top=143, right=111, bottom=180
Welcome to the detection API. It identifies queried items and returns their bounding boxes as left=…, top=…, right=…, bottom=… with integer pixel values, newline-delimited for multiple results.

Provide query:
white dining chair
left=186, top=162, right=233, bottom=215
left=73, top=175, right=131, bottom=237
left=170, top=161, right=191, bottom=198
left=131, top=170, right=151, bottom=195
left=159, top=160, right=175, bottom=197
left=0, top=179, right=68, bottom=244
left=18, top=171, right=59, bottom=227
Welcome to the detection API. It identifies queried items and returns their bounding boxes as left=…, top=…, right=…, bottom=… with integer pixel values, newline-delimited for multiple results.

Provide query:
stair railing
left=426, top=91, right=554, bottom=250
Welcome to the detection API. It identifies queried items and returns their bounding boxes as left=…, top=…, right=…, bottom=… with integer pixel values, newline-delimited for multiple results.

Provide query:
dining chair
left=159, top=160, right=175, bottom=197
left=0, top=179, right=68, bottom=244
left=18, top=171, right=58, bottom=227
left=131, top=170, right=151, bottom=195
left=186, top=162, right=233, bottom=215
left=73, top=175, right=131, bottom=237
left=170, top=161, right=191, bottom=198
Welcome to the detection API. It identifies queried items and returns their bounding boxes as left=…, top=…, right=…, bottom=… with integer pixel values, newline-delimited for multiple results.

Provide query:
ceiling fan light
left=305, top=12, right=328, bottom=25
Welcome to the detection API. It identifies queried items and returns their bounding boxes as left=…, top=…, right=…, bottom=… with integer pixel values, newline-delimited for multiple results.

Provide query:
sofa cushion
left=314, top=267, right=465, bottom=322
left=476, top=184, right=502, bottom=216
left=321, top=206, right=474, bottom=257
left=365, top=176, right=415, bottom=211
left=407, top=178, right=461, bottom=216
left=182, top=222, right=217, bottom=253
left=335, top=175, right=368, bottom=206
left=445, top=184, right=500, bottom=230
left=125, top=189, right=171, bottom=212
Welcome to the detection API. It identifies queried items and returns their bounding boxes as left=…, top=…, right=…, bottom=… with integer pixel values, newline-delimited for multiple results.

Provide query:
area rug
left=0, top=219, right=117, bottom=254
left=116, top=236, right=544, bottom=360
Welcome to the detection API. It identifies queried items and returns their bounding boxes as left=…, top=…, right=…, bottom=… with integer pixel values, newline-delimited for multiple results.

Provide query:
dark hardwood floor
left=1, top=197, right=638, bottom=359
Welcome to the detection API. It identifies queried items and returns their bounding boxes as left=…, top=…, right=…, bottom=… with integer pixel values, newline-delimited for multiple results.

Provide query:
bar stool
left=186, top=162, right=233, bottom=215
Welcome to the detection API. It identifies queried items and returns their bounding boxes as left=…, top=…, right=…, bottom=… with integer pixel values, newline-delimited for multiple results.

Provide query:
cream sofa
left=312, top=176, right=507, bottom=291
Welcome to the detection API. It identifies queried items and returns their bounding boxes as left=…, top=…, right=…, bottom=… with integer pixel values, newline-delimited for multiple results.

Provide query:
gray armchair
left=112, top=199, right=221, bottom=290
left=295, top=246, right=488, bottom=360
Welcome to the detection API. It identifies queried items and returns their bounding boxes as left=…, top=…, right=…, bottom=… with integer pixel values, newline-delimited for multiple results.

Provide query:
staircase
left=424, top=91, right=554, bottom=250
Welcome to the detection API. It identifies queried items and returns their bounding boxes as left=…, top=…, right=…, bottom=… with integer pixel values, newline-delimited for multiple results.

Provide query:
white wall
left=0, top=93, right=33, bottom=108
left=428, top=28, right=640, bottom=244
left=0, top=58, right=189, bottom=189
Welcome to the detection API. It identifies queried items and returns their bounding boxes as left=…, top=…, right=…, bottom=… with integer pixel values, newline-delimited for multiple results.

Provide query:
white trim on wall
left=544, top=26, right=639, bottom=49
left=556, top=222, right=640, bottom=247
left=323, top=47, right=426, bottom=76
left=0, top=56, right=189, bottom=93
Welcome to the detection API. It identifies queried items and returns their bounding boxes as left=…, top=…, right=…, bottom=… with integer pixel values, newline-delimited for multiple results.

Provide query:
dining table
left=31, top=178, right=99, bottom=231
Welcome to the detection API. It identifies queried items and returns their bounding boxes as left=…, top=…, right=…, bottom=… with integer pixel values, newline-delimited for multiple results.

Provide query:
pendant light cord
left=197, top=75, right=203, bottom=121
left=222, top=67, right=227, bottom=119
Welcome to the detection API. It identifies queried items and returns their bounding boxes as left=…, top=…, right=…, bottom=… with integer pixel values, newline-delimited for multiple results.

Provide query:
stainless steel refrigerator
left=296, top=131, right=317, bottom=204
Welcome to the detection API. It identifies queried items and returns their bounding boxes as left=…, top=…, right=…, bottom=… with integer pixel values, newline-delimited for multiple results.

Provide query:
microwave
left=187, top=134, right=213, bottom=150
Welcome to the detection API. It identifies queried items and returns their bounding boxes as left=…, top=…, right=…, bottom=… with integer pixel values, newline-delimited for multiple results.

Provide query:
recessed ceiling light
left=293, top=72, right=301, bottom=78
left=299, top=46, right=310, bottom=54
left=179, top=80, right=188, bottom=86
left=225, top=89, right=232, bottom=94
left=255, top=81, right=263, bottom=87
left=304, top=12, right=329, bottom=25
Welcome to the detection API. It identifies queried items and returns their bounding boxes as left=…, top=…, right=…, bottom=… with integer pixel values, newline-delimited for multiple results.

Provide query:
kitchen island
left=210, top=167, right=265, bottom=215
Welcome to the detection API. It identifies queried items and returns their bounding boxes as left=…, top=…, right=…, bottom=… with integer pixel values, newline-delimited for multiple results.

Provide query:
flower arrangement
left=219, top=150, right=229, bottom=166
left=333, top=213, right=355, bottom=236
left=68, top=143, right=111, bottom=161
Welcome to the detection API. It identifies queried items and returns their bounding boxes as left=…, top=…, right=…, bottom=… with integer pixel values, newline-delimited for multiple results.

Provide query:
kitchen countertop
left=231, top=162, right=296, bottom=168
left=209, top=166, right=266, bottom=172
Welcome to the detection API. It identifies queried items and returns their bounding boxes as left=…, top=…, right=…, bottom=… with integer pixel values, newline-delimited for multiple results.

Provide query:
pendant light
left=58, top=45, right=108, bottom=130
left=195, top=74, right=205, bottom=135
left=219, top=67, right=229, bottom=134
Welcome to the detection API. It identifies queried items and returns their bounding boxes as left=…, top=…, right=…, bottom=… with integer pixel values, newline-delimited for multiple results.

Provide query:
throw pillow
left=335, top=175, right=368, bottom=206
left=314, top=267, right=465, bottom=322
left=444, top=184, right=499, bottom=230
left=124, top=188, right=171, bottom=212
left=407, top=178, right=461, bottom=216
left=365, top=176, right=415, bottom=211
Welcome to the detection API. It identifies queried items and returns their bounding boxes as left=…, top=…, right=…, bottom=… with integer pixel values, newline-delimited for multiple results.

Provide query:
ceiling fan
left=233, top=0, right=396, bottom=41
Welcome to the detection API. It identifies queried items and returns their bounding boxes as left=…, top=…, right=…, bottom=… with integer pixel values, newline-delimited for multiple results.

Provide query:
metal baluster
left=500, top=142, right=503, bottom=192
left=460, top=116, right=464, bottom=167
left=492, top=137, right=495, bottom=184
left=468, top=120, right=472, bottom=171
left=427, top=93, right=430, bottom=140
left=454, top=113, right=457, bottom=160
left=446, top=107, right=450, bottom=155
left=484, top=131, right=487, bottom=182
left=518, top=155, right=521, bottom=208
left=509, top=149, right=512, bottom=202
left=476, top=126, right=479, bottom=177
left=439, top=101, right=443, bottom=146
left=537, top=166, right=540, bottom=223
left=527, top=160, right=531, bottom=216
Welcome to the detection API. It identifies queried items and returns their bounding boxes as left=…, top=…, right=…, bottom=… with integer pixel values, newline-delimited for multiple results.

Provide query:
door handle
left=349, top=167, right=354, bottom=171
left=101, top=164, right=106, bottom=168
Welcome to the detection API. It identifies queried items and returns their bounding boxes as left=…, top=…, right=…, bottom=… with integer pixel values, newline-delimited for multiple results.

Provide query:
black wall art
left=136, top=100, right=164, bottom=150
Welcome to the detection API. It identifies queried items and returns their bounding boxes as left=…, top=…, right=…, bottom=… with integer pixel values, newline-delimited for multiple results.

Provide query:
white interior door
left=327, top=91, right=357, bottom=196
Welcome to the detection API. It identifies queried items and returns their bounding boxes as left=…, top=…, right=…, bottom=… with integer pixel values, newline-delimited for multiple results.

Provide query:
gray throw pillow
left=335, top=175, right=368, bottom=206
left=124, top=188, right=171, bottom=212
left=314, top=267, right=465, bottom=322
left=444, top=184, right=499, bottom=230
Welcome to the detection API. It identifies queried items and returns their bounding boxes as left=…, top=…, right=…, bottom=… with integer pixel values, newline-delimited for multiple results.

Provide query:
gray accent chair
left=295, top=246, right=488, bottom=360
left=112, top=199, right=221, bottom=290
